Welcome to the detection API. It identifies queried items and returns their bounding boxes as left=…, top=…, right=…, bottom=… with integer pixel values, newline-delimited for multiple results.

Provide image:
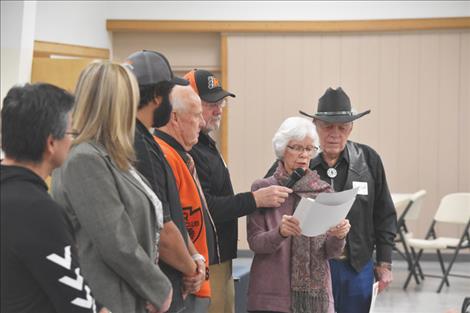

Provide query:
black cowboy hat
left=299, top=87, right=370, bottom=123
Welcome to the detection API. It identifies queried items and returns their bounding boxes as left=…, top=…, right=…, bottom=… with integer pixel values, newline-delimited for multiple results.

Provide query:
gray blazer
left=51, top=141, right=171, bottom=313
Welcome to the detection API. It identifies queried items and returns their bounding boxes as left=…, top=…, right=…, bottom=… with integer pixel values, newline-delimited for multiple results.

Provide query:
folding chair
left=394, top=190, right=427, bottom=287
left=403, top=193, right=470, bottom=293
left=393, top=195, right=413, bottom=262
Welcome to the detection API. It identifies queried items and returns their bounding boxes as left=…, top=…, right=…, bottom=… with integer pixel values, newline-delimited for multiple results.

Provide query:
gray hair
left=170, top=85, right=200, bottom=113
left=272, top=116, right=319, bottom=159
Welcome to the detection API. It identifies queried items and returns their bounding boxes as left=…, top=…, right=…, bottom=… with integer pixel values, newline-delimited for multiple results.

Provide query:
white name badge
left=352, top=181, right=368, bottom=195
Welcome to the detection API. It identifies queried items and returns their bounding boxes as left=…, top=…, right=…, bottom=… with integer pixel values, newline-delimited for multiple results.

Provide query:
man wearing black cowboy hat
left=266, top=87, right=397, bottom=313
left=299, top=87, right=397, bottom=313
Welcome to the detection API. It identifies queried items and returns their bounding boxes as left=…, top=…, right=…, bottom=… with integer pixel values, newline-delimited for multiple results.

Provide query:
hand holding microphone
left=253, top=168, right=306, bottom=208
left=253, top=185, right=291, bottom=208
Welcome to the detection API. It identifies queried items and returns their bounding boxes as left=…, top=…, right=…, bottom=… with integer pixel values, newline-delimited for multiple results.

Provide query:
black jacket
left=134, top=120, right=188, bottom=313
left=266, top=141, right=397, bottom=272
left=1, top=165, right=102, bottom=313
left=189, top=132, right=257, bottom=262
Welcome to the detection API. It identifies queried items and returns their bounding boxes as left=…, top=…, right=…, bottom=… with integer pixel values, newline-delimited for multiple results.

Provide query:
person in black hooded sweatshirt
left=0, top=83, right=109, bottom=313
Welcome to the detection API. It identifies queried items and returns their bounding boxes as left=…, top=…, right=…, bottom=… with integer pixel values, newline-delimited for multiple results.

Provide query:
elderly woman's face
left=282, top=136, right=316, bottom=175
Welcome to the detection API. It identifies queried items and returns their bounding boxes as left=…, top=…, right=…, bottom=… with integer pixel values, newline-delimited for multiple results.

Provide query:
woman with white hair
left=246, top=117, right=351, bottom=313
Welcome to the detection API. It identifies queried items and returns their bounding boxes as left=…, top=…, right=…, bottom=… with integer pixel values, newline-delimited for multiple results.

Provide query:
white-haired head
left=272, top=117, right=319, bottom=160
left=170, top=85, right=200, bottom=113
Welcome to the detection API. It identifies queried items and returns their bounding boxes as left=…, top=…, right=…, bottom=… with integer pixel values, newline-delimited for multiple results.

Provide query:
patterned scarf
left=274, top=162, right=333, bottom=313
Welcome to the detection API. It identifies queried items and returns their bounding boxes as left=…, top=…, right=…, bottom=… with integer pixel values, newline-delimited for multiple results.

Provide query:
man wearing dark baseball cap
left=125, top=51, right=206, bottom=313
left=125, top=50, right=188, bottom=86
left=186, top=69, right=292, bottom=313
left=185, top=69, right=235, bottom=103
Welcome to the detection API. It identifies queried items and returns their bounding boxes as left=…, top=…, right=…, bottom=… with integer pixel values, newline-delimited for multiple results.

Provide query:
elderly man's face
left=314, top=120, right=353, bottom=159
left=201, top=99, right=225, bottom=133
left=282, top=136, right=316, bottom=175
left=176, top=96, right=205, bottom=151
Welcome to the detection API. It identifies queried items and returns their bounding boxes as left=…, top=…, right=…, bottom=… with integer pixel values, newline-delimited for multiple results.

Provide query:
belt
left=335, top=247, right=349, bottom=261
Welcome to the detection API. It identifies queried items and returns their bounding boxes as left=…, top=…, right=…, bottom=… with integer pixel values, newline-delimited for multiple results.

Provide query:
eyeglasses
left=286, top=145, right=319, bottom=155
left=65, top=131, right=80, bottom=139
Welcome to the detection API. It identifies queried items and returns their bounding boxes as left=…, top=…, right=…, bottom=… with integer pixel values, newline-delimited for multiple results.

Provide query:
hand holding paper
left=293, top=188, right=359, bottom=237
left=327, top=219, right=351, bottom=239
left=368, top=281, right=380, bottom=313
left=279, top=215, right=302, bottom=237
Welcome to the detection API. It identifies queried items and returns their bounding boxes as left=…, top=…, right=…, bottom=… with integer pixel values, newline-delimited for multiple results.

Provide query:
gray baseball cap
left=124, top=50, right=188, bottom=86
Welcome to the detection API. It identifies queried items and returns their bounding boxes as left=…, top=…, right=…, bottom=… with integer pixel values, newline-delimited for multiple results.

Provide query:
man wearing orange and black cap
left=185, top=69, right=292, bottom=313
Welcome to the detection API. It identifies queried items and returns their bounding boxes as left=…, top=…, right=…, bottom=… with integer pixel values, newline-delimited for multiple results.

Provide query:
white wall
left=35, top=1, right=110, bottom=48
left=1, top=0, right=36, bottom=102
left=33, top=1, right=470, bottom=50
left=2, top=1, right=469, bottom=104
left=108, top=1, right=470, bottom=21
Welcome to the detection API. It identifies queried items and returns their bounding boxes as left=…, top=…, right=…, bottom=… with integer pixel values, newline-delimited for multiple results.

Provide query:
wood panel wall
left=227, top=30, right=470, bottom=249
left=108, top=23, right=469, bottom=252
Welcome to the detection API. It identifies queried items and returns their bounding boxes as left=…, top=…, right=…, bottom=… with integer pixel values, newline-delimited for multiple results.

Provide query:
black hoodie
left=1, top=165, right=102, bottom=313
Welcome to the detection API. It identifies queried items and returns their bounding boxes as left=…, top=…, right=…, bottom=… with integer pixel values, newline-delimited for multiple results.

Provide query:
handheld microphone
left=284, top=168, right=306, bottom=188
left=260, top=167, right=306, bottom=214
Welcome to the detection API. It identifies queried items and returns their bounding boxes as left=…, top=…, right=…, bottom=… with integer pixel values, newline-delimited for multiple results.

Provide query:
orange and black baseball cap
left=184, top=69, right=235, bottom=103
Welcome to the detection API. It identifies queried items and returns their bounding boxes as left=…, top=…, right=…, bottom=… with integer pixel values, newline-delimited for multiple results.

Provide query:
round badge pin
left=327, top=168, right=337, bottom=179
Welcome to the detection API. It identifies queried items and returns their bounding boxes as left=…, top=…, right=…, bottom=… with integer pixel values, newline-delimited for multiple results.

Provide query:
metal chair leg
left=437, top=232, right=467, bottom=293
left=436, top=249, right=450, bottom=287
left=399, top=229, right=420, bottom=284
left=437, top=252, right=459, bottom=292
left=411, top=247, right=425, bottom=280
left=404, top=248, right=423, bottom=289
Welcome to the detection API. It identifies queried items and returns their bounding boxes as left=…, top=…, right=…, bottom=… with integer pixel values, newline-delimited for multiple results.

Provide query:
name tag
left=353, top=181, right=368, bottom=195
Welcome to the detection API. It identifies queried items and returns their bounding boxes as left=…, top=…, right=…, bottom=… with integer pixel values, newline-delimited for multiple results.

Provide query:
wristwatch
left=192, top=254, right=210, bottom=280
left=191, top=253, right=206, bottom=263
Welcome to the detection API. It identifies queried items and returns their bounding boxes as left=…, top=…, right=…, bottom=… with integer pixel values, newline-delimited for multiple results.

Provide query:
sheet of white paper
left=369, top=281, right=380, bottom=313
left=293, top=187, right=359, bottom=237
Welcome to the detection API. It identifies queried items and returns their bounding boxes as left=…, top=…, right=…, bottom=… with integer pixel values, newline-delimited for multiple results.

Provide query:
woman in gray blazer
left=52, top=61, right=172, bottom=313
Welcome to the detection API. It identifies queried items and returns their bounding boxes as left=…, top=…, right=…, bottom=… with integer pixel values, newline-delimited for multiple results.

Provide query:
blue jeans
left=330, top=259, right=374, bottom=313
